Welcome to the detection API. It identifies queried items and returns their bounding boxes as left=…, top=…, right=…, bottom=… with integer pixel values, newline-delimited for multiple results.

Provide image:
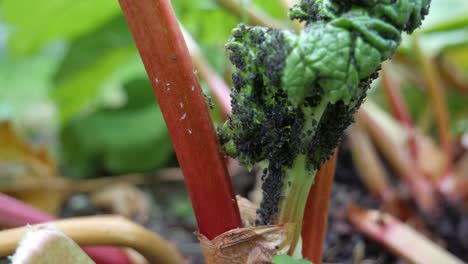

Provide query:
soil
left=323, top=141, right=468, bottom=263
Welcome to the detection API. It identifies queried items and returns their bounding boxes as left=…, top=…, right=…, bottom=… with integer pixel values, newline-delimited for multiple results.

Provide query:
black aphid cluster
left=219, top=0, right=431, bottom=225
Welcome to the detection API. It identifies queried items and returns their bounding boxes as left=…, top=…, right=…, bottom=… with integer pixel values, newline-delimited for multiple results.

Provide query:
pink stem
left=0, top=194, right=131, bottom=264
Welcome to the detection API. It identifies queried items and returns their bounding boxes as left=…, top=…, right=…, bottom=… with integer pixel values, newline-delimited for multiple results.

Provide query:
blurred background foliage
left=0, top=0, right=467, bottom=179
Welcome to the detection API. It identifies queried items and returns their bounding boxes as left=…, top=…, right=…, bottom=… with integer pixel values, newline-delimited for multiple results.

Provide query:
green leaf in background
left=252, top=0, right=287, bottom=20
left=272, top=255, right=312, bottom=264
left=52, top=46, right=134, bottom=124
left=173, top=0, right=239, bottom=72
left=50, top=15, right=137, bottom=124
left=1, top=0, right=121, bottom=55
left=446, top=89, right=468, bottom=133
left=0, top=50, right=62, bottom=130
left=60, top=78, right=173, bottom=178
left=420, top=0, right=468, bottom=32
left=53, top=16, right=135, bottom=84
left=397, top=0, right=468, bottom=57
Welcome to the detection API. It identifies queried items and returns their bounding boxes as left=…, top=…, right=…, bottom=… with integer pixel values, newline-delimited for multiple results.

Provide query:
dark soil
left=323, top=143, right=399, bottom=264
left=323, top=140, right=468, bottom=263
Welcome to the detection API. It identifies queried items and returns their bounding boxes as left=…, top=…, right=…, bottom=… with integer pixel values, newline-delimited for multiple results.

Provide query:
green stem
left=280, top=155, right=317, bottom=255
left=277, top=100, right=327, bottom=254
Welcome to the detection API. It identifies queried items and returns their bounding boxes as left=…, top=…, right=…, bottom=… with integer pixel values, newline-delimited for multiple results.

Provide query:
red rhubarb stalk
left=301, top=151, right=337, bottom=264
left=0, top=194, right=131, bottom=264
left=119, top=0, right=241, bottom=239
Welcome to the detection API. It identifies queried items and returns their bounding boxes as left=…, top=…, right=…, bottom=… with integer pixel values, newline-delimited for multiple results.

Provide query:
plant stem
left=182, top=27, right=232, bottom=116
left=119, top=0, right=241, bottom=239
left=301, top=151, right=337, bottom=263
left=357, top=105, right=437, bottom=213
left=215, top=0, right=289, bottom=29
left=279, top=155, right=316, bottom=255
left=0, top=216, right=184, bottom=264
left=381, top=63, right=419, bottom=160
left=435, top=51, right=468, bottom=94
left=347, top=204, right=464, bottom=264
left=276, top=102, right=328, bottom=254
left=413, top=36, right=452, bottom=166
left=0, top=194, right=132, bottom=264
left=348, top=123, right=399, bottom=209
left=0, top=194, right=53, bottom=227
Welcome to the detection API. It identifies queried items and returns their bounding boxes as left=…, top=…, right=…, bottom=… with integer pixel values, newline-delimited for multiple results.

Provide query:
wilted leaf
left=236, top=195, right=258, bottom=227
left=197, top=224, right=293, bottom=264
left=89, top=182, right=150, bottom=223
left=11, top=225, right=94, bottom=264
left=0, top=122, right=64, bottom=214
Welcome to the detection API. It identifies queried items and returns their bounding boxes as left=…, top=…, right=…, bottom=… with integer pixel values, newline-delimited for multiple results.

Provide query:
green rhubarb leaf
left=1, top=0, right=121, bottom=55
left=60, top=78, right=172, bottom=179
left=50, top=15, right=138, bottom=124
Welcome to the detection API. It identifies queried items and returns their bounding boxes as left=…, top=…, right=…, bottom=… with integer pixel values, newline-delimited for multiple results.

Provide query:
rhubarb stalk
left=301, top=151, right=337, bottom=263
left=118, top=0, right=242, bottom=239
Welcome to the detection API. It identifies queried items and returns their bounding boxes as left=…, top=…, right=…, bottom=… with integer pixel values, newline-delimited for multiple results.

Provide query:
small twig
left=347, top=204, right=464, bottom=264
left=0, top=173, right=144, bottom=193
left=0, top=216, right=184, bottom=264
left=301, top=151, right=337, bottom=263
left=0, top=168, right=186, bottom=193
